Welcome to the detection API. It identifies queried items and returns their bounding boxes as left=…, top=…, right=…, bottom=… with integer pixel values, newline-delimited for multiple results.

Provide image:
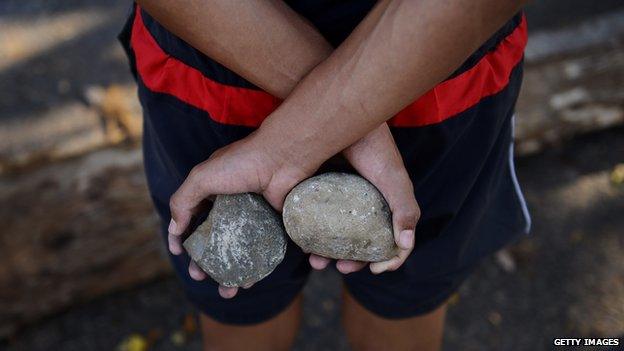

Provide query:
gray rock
left=283, top=173, right=397, bottom=262
left=183, top=194, right=287, bottom=287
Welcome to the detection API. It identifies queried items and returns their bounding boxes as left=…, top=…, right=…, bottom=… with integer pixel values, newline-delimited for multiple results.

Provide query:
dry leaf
left=117, top=333, right=148, bottom=351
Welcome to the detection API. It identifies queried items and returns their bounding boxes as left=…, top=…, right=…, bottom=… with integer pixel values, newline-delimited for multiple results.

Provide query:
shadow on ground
left=0, top=0, right=132, bottom=122
left=3, top=127, right=623, bottom=351
left=1, top=1, right=623, bottom=350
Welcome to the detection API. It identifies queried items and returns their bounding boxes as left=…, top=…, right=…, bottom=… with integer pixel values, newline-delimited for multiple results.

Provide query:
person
left=118, top=0, right=532, bottom=350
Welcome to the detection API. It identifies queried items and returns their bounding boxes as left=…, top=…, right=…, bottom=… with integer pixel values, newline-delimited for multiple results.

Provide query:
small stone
left=283, top=173, right=397, bottom=262
left=494, top=249, right=517, bottom=273
left=488, top=311, right=502, bottom=326
left=183, top=194, right=287, bottom=287
left=116, top=334, right=148, bottom=351
left=610, top=163, right=624, bottom=186
left=447, top=293, right=460, bottom=306
left=170, top=330, right=186, bottom=347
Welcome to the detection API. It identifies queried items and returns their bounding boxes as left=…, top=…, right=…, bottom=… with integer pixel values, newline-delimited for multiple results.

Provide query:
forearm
left=256, top=0, right=527, bottom=172
left=136, top=0, right=332, bottom=98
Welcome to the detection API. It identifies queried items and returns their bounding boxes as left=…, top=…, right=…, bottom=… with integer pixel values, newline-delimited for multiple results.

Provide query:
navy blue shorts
left=119, top=3, right=531, bottom=324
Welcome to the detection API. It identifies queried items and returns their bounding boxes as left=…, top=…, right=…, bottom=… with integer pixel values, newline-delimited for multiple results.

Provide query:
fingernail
left=399, top=230, right=413, bottom=249
left=336, top=261, right=348, bottom=273
left=168, top=219, right=178, bottom=235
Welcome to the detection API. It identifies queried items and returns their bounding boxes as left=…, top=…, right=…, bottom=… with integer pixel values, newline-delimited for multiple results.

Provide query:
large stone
left=183, top=194, right=287, bottom=287
left=283, top=173, right=397, bottom=262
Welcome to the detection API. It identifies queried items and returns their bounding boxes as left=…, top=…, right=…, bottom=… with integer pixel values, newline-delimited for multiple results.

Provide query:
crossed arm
left=137, top=0, right=527, bottom=297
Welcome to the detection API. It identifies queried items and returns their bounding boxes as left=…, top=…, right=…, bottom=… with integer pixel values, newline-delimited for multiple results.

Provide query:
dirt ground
left=1, top=1, right=623, bottom=350
left=2, top=126, right=622, bottom=351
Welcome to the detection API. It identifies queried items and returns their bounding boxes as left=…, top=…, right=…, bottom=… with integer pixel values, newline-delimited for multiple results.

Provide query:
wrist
left=245, top=128, right=316, bottom=192
left=239, top=129, right=315, bottom=209
left=254, top=115, right=323, bottom=172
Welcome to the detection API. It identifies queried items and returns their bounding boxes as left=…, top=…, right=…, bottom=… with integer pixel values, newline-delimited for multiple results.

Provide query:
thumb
left=375, top=173, right=420, bottom=250
left=368, top=178, right=420, bottom=274
left=390, top=202, right=419, bottom=250
left=261, top=168, right=308, bottom=212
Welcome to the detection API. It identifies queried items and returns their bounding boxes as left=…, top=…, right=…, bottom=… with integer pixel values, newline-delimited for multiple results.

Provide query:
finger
left=218, top=286, right=238, bottom=299
left=380, top=177, right=419, bottom=250
left=342, top=123, right=420, bottom=249
left=169, top=164, right=214, bottom=236
left=309, top=254, right=331, bottom=270
left=168, top=233, right=184, bottom=255
left=188, top=260, right=207, bottom=281
left=241, top=282, right=254, bottom=289
left=336, top=260, right=367, bottom=274
left=376, top=175, right=420, bottom=250
left=397, top=229, right=415, bottom=250
left=369, top=246, right=412, bottom=274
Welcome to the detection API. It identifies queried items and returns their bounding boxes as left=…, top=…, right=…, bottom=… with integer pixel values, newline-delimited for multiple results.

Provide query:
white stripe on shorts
left=510, top=115, right=532, bottom=234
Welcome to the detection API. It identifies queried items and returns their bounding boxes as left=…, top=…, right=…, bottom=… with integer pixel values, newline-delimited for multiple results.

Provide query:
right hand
left=308, top=123, right=421, bottom=275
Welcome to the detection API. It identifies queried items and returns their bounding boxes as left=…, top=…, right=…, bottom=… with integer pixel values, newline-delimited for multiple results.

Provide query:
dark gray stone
left=183, top=194, right=287, bottom=287
left=283, top=173, right=397, bottom=262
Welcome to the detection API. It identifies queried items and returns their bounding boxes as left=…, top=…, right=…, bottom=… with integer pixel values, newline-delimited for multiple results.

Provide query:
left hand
left=166, top=131, right=317, bottom=299
left=308, top=123, right=421, bottom=274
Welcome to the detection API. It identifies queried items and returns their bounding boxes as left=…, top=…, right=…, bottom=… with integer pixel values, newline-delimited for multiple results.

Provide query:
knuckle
left=169, top=194, right=179, bottom=211
left=189, top=163, right=213, bottom=192
left=188, top=163, right=204, bottom=178
left=392, top=205, right=409, bottom=218
left=413, top=201, right=421, bottom=218
left=188, top=164, right=205, bottom=182
left=403, top=200, right=421, bottom=223
left=396, top=208, right=418, bottom=228
left=388, top=261, right=402, bottom=272
left=169, top=193, right=185, bottom=215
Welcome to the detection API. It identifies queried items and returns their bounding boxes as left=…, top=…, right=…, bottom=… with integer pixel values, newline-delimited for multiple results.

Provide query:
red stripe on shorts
left=131, top=7, right=527, bottom=128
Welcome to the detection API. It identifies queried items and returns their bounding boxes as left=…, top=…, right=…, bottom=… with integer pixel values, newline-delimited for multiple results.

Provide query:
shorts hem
left=343, top=265, right=477, bottom=319
left=344, top=284, right=458, bottom=320
left=185, top=279, right=307, bottom=325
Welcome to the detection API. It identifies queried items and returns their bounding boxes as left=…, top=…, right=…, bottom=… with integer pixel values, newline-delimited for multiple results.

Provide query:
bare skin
left=199, top=294, right=303, bottom=351
left=137, top=0, right=527, bottom=350
left=342, top=290, right=447, bottom=351
left=139, top=0, right=415, bottom=283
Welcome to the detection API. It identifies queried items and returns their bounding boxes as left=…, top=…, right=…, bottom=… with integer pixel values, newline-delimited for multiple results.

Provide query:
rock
left=283, top=173, right=397, bottom=262
left=183, top=194, right=287, bottom=287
